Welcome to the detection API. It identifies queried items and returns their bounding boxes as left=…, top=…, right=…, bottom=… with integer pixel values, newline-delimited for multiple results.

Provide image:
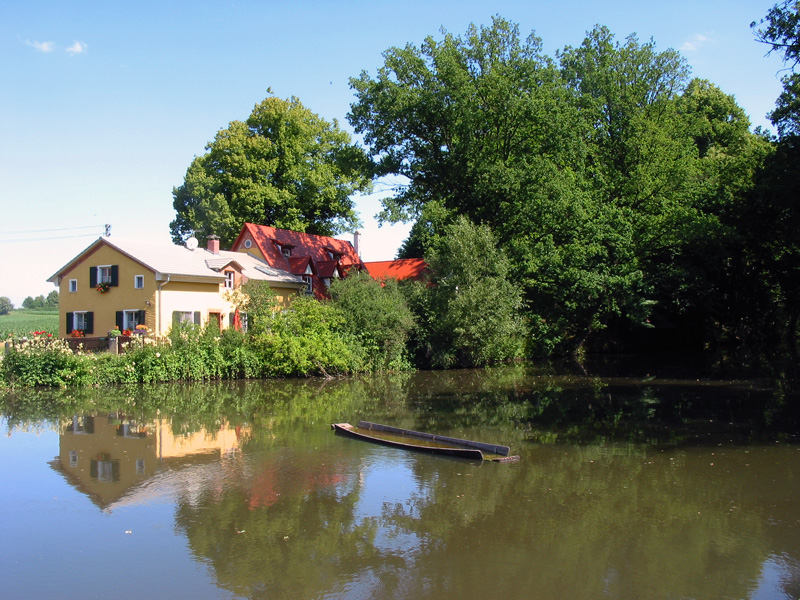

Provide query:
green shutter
left=136, top=310, right=146, bottom=326
left=110, top=265, right=119, bottom=287
left=89, top=267, right=97, bottom=288
left=172, top=311, right=180, bottom=325
left=65, top=312, right=74, bottom=335
left=116, top=311, right=124, bottom=331
left=194, top=311, right=201, bottom=325
left=85, top=312, right=94, bottom=335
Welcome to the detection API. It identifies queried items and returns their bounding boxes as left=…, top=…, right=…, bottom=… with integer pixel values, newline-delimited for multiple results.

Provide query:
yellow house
left=47, top=235, right=306, bottom=338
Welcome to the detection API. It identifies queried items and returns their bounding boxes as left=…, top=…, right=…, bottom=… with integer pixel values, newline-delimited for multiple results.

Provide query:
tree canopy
left=350, top=17, right=781, bottom=352
left=171, top=95, right=372, bottom=247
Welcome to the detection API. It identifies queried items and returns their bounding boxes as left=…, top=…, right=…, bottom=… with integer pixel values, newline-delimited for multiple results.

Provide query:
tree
left=329, top=269, right=416, bottom=370
left=410, top=216, right=526, bottom=368
left=750, top=2, right=800, bottom=346
left=171, top=94, right=372, bottom=247
left=0, top=297, right=12, bottom=315
left=45, top=290, right=59, bottom=309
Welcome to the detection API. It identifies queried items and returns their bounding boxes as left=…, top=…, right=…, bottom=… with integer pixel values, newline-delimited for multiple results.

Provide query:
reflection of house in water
left=50, top=414, right=247, bottom=511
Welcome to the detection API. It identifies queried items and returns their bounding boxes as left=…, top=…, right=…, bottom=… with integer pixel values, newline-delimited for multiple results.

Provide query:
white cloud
left=681, top=34, right=710, bottom=53
left=65, top=41, right=88, bottom=55
left=27, top=40, right=55, bottom=53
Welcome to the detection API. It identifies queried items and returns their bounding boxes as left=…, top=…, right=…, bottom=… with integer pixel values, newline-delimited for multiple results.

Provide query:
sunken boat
left=331, top=421, right=520, bottom=462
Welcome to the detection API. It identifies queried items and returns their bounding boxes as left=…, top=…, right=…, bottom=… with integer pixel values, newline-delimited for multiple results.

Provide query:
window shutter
left=172, top=311, right=180, bottom=325
left=66, top=312, right=74, bottom=334
left=85, top=312, right=94, bottom=335
left=111, top=265, right=119, bottom=287
left=116, top=311, right=124, bottom=330
left=137, top=310, right=146, bottom=325
left=194, top=311, right=201, bottom=325
left=89, top=267, right=97, bottom=288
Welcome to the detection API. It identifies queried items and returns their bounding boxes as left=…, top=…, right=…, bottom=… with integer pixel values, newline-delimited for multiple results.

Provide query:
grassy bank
left=0, top=309, right=59, bottom=339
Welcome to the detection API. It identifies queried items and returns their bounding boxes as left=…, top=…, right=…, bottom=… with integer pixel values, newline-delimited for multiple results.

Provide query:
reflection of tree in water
left=173, top=446, right=382, bottom=600
left=375, top=445, right=795, bottom=600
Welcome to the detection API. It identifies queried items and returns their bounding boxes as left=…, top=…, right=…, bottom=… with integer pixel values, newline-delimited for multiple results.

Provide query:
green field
left=0, top=309, right=59, bottom=338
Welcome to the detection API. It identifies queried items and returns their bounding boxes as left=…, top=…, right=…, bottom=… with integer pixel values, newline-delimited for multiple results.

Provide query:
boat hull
left=331, top=421, right=519, bottom=462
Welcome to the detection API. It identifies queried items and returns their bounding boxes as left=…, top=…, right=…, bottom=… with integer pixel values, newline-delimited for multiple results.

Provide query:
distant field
left=0, top=310, right=59, bottom=338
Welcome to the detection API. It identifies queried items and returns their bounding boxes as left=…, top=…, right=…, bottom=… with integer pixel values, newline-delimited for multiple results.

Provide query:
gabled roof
left=364, top=258, right=429, bottom=281
left=47, top=236, right=306, bottom=288
left=233, top=223, right=364, bottom=271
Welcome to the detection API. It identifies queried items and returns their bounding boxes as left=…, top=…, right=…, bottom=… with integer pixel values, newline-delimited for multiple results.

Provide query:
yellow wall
left=56, top=242, right=300, bottom=337
left=57, top=244, right=157, bottom=338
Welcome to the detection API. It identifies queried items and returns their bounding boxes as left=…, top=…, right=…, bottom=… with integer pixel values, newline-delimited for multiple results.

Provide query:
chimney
left=353, top=231, right=360, bottom=257
left=207, top=234, right=220, bottom=254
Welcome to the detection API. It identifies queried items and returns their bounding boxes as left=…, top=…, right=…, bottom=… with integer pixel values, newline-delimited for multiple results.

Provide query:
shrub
left=329, top=270, right=415, bottom=370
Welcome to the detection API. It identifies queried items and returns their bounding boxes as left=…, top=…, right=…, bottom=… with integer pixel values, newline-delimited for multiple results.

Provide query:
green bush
left=1, top=338, right=97, bottom=387
left=329, top=270, right=415, bottom=370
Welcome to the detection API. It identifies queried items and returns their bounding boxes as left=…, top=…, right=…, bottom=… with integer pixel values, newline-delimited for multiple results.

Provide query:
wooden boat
left=331, top=420, right=520, bottom=462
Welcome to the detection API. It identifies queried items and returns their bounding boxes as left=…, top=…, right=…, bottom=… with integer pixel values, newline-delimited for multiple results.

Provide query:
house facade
left=47, top=235, right=306, bottom=338
left=231, top=223, right=366, bottom=298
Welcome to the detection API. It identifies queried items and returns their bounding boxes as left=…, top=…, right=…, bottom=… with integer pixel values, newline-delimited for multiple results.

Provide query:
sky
left=0, top=0, right=788, bottom=307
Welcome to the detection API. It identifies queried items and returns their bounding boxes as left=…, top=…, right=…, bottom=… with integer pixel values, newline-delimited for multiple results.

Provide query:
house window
left=224, top=271, right=235, bottom=289
left=172, top=311, right=201, bottom=326
left=69, top=279, right=77, bottom=292
left=282, top=247, right=292, bottom=257
left=90, top=265, right=118, bottom=288
left=229, top=311, right=248, bottom=332
left=123, top=310, right=143, bottom=330
left=244, top=239, right=252, bottom=249
left=134, top=275, right=144, bottom=289
left=66, top=311, right=94, bottom=335
left=302, top=275, right=312, bottom=295
left=98, top=265, right=112, bottom=283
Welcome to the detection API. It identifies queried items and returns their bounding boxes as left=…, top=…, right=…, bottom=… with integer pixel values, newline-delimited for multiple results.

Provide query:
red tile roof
left=364, top=259, right=428, bottom=281
left=232, top=223, right=365, bottom=298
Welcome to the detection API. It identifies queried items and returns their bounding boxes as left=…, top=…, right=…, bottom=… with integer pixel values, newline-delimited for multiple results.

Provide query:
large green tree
left=351, top=18, right=773, bottom=353
left=750, top=1, right=800, bottom=345
left=171, top=95, right=372, bottom=247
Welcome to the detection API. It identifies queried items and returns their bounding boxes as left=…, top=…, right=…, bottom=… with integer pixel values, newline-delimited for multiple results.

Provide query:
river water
left=1, top=355, right=799, bottom=599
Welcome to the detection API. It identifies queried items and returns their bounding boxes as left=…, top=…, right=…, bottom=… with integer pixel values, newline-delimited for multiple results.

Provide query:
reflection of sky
left=0, top=421, right=240, bottom=600
left=353, top=448, right=429, bottom=557
left=751, top=555, right=798, bottom=600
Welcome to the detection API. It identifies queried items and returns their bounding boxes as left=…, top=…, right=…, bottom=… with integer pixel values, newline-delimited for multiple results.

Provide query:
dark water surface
left=2, top=356, right=799, bottom=599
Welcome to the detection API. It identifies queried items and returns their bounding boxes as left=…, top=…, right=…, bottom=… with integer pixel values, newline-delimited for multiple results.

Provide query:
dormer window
left=224, top=271, right=235, bottom=289
left=282, top=247, right=291, bottom=258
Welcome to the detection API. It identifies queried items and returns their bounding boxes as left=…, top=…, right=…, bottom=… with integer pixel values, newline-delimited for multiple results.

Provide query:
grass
left=0, top=309, right=59, bottom=339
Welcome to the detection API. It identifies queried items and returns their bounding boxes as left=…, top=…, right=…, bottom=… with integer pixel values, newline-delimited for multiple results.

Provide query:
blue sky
left=0, top=0, right=786, bottom=306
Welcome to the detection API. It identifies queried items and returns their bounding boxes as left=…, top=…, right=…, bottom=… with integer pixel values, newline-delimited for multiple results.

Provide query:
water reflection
left=2, top=358, right=799, bottom=599
left=51, top=413, right=248, bottom=510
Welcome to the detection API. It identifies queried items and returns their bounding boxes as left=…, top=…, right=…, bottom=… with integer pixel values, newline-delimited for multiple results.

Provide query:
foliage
left=329, top=269, right=416, bottom=370
left=21, top=291, right=58, bottom=310
left=408, top=216, right=526, bottom=368
left=252, top=297, right=358, bottom=377
left=350, top=17, right=784, bottom=353
left=0, top=297, right=12, bottom=316
left=171, top=94, right=372, bottom=247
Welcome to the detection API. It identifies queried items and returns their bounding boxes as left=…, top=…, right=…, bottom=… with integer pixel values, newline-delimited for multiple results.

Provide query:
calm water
left=2, top=356, right=799, bottom=600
